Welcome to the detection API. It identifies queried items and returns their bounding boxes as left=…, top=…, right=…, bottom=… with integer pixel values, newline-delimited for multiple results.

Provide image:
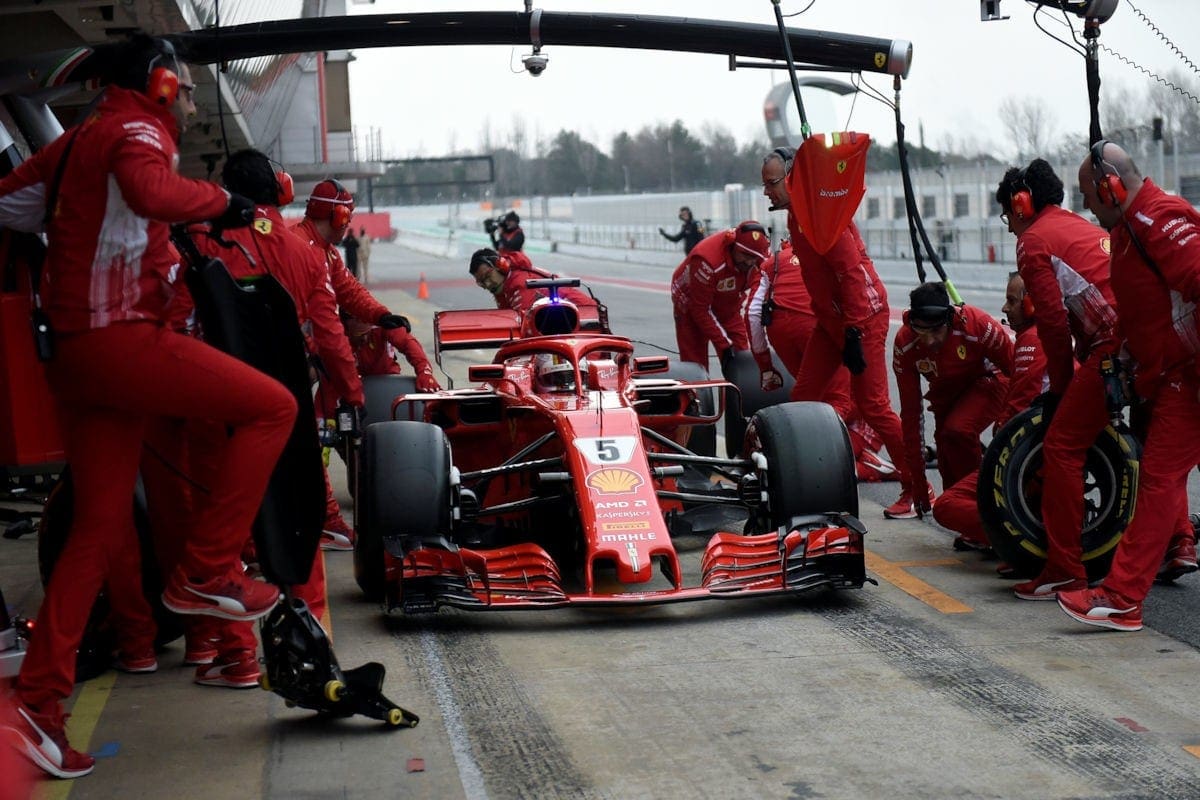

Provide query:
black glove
left=1032, top=391, right=1061, bottom=420
left=213, top=192, right=255, bottom=230
left=719, top=346, right=736, bottom=370
left=378, top=313, right=412, bottom=333
left=842, top=327, right=866, bottom=375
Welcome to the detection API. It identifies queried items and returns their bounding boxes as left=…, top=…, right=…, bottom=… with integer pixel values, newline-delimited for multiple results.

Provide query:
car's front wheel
left=746, top=401, right=858, bottom=528
left=354, top=421, right=453, bottom=601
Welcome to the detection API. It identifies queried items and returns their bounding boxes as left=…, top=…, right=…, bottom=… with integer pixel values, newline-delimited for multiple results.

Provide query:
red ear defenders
left=1090, top=140, right=1128, bottom=207
left=1021, top=293, right=1035, bottom=318
left=147, top=40, right=181, bottom=106
left=1010, top=167, right=1034, bottom=221
left=274, top=171, right=294, bottom=207
left=487, top=253, right=512, bottom=275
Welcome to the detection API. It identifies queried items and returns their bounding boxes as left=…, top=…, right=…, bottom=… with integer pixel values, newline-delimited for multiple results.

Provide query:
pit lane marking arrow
left=865, top=550, right=973, bottom=614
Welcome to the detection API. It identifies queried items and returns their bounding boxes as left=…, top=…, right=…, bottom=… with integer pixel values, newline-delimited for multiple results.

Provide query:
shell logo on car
left=587, top=468, right=643, bottom=495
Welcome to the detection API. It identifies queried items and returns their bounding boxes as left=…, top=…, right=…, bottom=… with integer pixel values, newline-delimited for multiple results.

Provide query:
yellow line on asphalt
left=890, top=558, right=963, bottom=568
left=1184, top=745, right=1200, bottom=759
left=37, top=671, right=118, bottom=800
left=866, top=550, right=974, bottom=614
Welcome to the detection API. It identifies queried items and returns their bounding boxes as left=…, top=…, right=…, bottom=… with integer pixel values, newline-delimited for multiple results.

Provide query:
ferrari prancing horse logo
left=836, top=160, right=847, bottom=174
left=874, top=52, right=886, bottom=69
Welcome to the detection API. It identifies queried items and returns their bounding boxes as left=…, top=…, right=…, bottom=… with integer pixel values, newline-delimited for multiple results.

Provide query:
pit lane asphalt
left=4, top=241, right=1200, bottom=799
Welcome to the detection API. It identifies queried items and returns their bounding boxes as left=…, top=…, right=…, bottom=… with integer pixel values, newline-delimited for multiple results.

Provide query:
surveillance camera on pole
left=522, top=51, right=548, bottom=76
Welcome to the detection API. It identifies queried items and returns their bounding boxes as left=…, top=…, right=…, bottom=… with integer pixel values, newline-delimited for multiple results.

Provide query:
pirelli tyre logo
left=587, top=468, right=644, bottom=494
left=601, top=521, right=651, bottom=531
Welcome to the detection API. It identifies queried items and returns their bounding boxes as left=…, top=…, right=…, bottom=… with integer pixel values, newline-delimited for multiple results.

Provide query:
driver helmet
left=534, top=354, right=576, bottom=393
left=521, top=296, right=580, bottom=338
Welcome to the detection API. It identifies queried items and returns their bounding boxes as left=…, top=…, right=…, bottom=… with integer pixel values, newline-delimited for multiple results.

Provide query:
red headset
left=146, top=40, right=181, bottom=106
left=1010, top=167, right=1034, bottom=221
left=306, top=179, right=354, bottom=228
left=1091, top=140, right=1128, bottom=207
left=1021, top=292, right=1035, bottom=318
left=274, top=171, right=294, bottom=207
left=489, top=252, right=512, bottom=275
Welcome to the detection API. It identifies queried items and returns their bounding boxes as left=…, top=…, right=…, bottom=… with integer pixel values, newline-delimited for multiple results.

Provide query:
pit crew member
left=761, top=147, right=915, bottom=516
left=995, top=158, right=1121, bottom=601
left=0, top=36, right=293, bottom=780
left=892, top=282, right=1014, bottom=517
left=1057, top=142, right=1200, bottom=630
left=670, top=221, right=770, bottom=373
left=468, top=247, right=597, bottom=316
left=744, top=244, right=895, bottom=481
left=294, top=179, right=439, bottom=547
left=932, top=272, right=1048, bottom=550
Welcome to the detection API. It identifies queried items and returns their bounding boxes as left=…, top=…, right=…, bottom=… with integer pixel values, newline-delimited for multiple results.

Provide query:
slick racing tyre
left=347, top=375, right=421, bottom=499
left=38, top=470, right=182, bottom=681
left=747, top=401, right=858, bottom=527
left=662, top=360, right=717, bottom=457
left=978, top=407, right=1140, bottom=582
left=355, top=421, right=452, bottom=601
left=721, top=349, right=794, bottom=458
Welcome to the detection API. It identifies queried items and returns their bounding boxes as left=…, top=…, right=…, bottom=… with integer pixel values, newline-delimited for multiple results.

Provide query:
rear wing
left=433, top=308, right=523, bottom=370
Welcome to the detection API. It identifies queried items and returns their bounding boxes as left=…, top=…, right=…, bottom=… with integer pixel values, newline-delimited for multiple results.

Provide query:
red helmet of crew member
left=728, top=220, right=771, bottom=268
left=521, top=296, right=580, bottom=339
left=305, top=178, right=355, bottom=242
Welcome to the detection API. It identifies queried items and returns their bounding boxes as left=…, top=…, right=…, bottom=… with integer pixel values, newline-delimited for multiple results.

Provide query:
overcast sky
left=346, top=1, right=1198, bottom=160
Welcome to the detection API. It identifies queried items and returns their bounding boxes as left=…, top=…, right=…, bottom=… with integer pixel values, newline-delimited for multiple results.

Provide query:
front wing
left=382, top=514, right=868, bottom=614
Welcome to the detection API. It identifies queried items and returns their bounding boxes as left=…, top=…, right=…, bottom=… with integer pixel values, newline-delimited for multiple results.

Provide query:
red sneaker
left=883, top=485, right=936, bottom=520
left=112, top=650, right=158, bottom=674
left=321, top=516, right=355, bottom=551
left=183, top=641, right=219, bottom=667
left=2, top=702, right=95, bottom=779
left=1012, top=574, right=1087, bottom=601
left=194, top=653, right=260, bottom=690
left=162, top=567, right=280, bottom=621
left=856, top=450, right=898, bottom=483
left=1157, top=534, right=1198, bottom=584
left=1058, top=586, right=1143, bottom=631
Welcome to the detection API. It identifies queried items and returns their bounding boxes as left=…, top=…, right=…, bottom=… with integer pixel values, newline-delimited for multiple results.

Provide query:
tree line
left=370, top=71, right=1200, bottom=206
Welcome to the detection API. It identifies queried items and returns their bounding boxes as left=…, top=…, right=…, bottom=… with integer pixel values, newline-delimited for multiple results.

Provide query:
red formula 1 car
left=352, top=303, right=868, bottom=615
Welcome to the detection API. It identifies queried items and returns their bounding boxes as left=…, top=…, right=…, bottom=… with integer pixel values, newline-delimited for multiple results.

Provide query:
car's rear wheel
left=662, top=360, right=717, bottom=457
left=747, top=401, right=858, bottom=528
left=355, top=421, right=453, bottom=601
left=721, top=349, right=793, bottom=458
left=978, top=407, right=1140, bottom=581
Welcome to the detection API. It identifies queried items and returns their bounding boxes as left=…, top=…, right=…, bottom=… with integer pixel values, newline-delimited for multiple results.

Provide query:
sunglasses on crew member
left=999, top=212, right=1011, bottom=226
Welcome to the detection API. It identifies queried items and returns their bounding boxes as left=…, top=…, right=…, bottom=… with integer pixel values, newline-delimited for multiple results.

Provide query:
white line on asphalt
left=419, top=628, right=491, bottom=800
